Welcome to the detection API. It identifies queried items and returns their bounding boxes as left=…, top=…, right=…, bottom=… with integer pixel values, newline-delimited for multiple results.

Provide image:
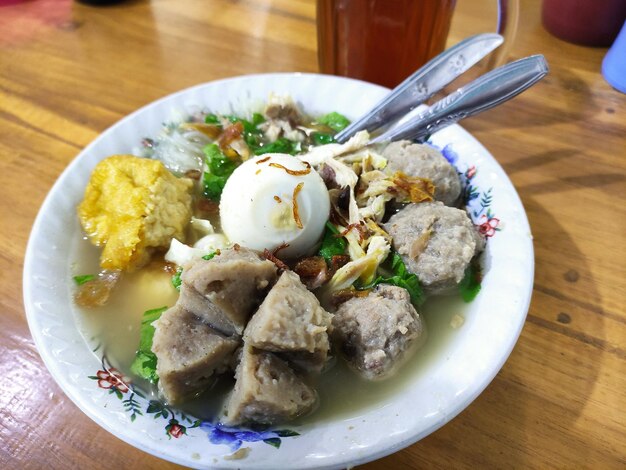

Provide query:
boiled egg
left=220, top=153, right=330, bottom=258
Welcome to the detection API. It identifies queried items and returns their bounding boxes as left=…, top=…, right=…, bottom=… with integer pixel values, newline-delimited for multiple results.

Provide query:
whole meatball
left=332, top=285, right=423, bottom=380
left=383, top=141, right=461, bottom=206
left=384, top=202, right=484, bottom=295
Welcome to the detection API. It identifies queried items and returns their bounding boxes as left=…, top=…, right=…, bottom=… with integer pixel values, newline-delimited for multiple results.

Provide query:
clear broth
left=73, top=236, right=468, bottom=424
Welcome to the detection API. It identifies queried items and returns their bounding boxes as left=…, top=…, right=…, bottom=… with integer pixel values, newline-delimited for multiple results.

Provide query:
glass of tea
left=317, top=0, right=519, bottom=88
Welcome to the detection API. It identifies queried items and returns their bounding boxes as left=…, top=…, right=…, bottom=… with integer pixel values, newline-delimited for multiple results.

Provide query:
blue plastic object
left=602, top=21, right=626, bottom=93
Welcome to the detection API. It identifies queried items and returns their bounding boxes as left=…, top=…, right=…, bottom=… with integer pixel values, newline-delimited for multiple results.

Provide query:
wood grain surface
left=1, top=0, right=625, bottom=468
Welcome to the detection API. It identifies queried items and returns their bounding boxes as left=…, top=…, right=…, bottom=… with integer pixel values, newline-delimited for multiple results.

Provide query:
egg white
left=220, top=153, right=330, bottom=258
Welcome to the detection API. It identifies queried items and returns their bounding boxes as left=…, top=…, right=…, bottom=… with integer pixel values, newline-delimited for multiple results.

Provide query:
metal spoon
left=334, top=33, right=504, bottom=143
left=369, top=54, right=549, bottom=144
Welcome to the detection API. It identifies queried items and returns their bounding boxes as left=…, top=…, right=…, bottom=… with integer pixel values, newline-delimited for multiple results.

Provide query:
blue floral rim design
left=434, top=142, right=501, bottom=238
left=88, top=355, right=300, bottom=449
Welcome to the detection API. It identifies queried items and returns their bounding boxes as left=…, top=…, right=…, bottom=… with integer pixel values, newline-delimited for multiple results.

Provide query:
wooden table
left=1, top=0, right=624, bottom=468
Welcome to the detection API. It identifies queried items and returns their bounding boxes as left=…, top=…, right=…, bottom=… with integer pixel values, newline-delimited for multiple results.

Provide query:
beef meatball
left=244, top=270, right=333, bottom=373
left=332, top=285, right=423, bottom=380
left=383, top=140, right=461, bottom=206
left=179, top=247, right=277, bottom=336
left=223, top=345, right=316, bottom=425
left=384, top=202, right=484, bottom=294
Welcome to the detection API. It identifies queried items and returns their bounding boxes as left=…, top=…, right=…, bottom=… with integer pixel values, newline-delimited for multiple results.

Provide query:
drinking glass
left=317, top=0, right=519, bottom=88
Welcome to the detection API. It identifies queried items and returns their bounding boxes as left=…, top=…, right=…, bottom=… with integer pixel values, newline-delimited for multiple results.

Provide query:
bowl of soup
left=23, top=73, right=534, bottom=469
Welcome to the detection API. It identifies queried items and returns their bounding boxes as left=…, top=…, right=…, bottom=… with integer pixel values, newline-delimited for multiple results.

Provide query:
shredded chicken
left=298, top=134, right=369, bottom=226
left=326, top=236, right=390, bottom=291
left=301, top=131, right=370, bottom=165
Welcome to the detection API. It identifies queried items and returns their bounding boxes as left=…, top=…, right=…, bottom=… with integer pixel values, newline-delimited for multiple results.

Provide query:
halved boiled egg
left=219, top=153, right=330, bottom=258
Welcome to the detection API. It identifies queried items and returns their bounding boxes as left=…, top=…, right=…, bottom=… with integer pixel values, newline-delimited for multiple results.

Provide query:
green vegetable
left=172, top=253, right=218, bottom=290
left=317, top=112, right=350, bottom=132
left=204, top=113, right=221, bottom=125
left=222, top=113, right=269, bottom=152
left=459, top=263, right=482, bottom=302
left=226, top=115, right=259, bottom=134
left=251, top=112, right=265, bottom=126
left=73, top=274, right=95, bottom=286
left=171, top=267, right=183, bottom=291
left=203, top=173, right=227, bottom=201
left=359, top=252, right=425, bottom=307
left=311, top=132, right=335, bottom=145
left=244, top=133, right=261, bottom=149
left=254, top=137, right=301, bottom=156
left=130, top=306, right=168, bottom=384
left=317, top=222, right=347, bottom=264
left=202, top=143, right=239, bottom=201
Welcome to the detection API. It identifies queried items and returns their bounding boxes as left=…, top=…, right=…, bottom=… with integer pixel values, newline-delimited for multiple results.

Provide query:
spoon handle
left=370, top=54, right=549, bottom=144
left=334, top=33, right=504, bottom=143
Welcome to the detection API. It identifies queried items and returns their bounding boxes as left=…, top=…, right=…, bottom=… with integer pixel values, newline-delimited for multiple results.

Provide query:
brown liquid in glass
left=317, top=0, right=457, bottom=88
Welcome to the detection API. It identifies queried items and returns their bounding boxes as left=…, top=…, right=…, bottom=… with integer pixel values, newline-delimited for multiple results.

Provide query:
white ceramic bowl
left=23, top=73, right=534, bottom=469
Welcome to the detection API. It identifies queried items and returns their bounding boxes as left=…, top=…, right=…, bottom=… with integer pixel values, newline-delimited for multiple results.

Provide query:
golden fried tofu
left=78, top=155, right=193, bottom=271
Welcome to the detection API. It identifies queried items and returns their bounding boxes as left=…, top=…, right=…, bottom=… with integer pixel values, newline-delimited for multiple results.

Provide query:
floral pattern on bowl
left=434, top=142, right=501, bottom=238
left=88, top=354, right=300, bottom=449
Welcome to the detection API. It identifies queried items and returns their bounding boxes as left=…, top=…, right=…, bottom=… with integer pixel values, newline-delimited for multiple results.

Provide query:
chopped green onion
left=252, top=112, right=265, bottom=126
left=254, top=137, right=301, bottom=156
left=202, top=143, right=239, bottom=201
left=204, top=113, right=221, bottom=125
left=317, top=222, right=347, bottom=264
left=130, top=306, right=168, bottom=384
left=459, top=263, right=482, bottom=302
left=358, top=252, right=425, bottom=307
left=226, top=115, right=259, bottom=134
left=171, top=267, right=183, bottom=291
left=311, top=132, right=335, bottom=145
left=73, top=274, right=95, bottom=286
left=317, top=112, right=350, bottom=132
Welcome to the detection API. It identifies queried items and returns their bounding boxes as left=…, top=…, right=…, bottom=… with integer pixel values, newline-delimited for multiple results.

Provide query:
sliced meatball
left=384, top=201, right=484, bottom=295
left=179, top=247, right=277, bottom=335
left=223, top=346, right=316, bottom=425
left=152, top=305, right=241, bottom=404
left=383, top=140, right=461, bottom=206
left=332, top=285, right=423, bottom=380
left=244, top=271, right=333, bottom=373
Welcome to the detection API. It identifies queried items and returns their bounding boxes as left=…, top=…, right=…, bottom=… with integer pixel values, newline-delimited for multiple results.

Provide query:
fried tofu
left=78, top=155, right=193, bottom=271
